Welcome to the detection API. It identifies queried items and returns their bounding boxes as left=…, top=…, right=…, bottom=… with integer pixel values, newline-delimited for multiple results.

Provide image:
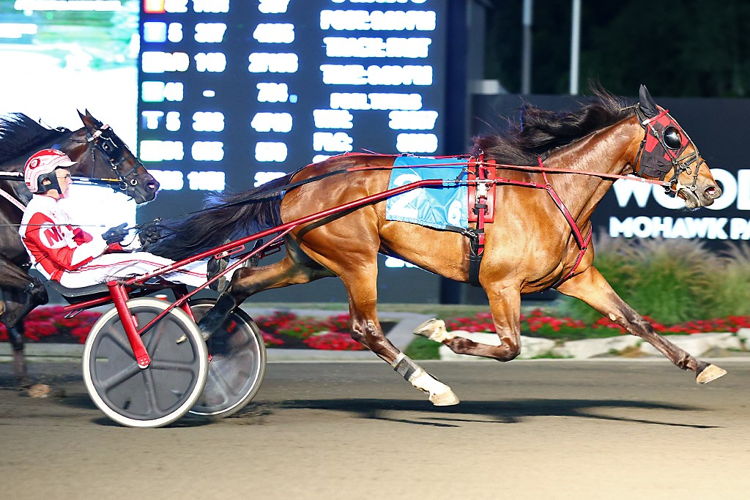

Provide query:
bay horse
left=0, top=111, right=159, bottom=380
left=147, top=85, right=725, bottom=405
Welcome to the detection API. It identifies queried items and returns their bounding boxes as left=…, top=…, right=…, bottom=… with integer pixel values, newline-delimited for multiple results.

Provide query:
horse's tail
left=144, top=174, right=290, bottom=260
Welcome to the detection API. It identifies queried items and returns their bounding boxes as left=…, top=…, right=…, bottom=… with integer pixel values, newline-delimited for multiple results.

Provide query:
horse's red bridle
left=633, top=107, right=704, bottom=198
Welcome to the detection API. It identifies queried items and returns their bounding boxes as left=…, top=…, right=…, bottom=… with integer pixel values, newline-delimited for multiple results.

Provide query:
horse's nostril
left=147, top=181, right=158, bottom=191
left=705, top=186, right=721, bottom=199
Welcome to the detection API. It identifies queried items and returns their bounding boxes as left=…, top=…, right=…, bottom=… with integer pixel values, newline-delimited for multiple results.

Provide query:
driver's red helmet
left=24, top=149, right=76, bottom=193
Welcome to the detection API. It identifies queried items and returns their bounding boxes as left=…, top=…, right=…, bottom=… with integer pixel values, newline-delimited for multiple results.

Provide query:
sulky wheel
left=82, top=297, right=208, bottom=428
left=188, top=299, right=266, bottom=418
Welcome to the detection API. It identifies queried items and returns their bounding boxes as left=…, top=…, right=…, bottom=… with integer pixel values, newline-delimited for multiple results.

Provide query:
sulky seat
left=46, top=280, right=111, bottom=304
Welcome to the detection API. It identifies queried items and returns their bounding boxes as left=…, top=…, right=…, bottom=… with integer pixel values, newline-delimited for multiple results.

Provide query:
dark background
left=484, top=0, right=750, bottom=98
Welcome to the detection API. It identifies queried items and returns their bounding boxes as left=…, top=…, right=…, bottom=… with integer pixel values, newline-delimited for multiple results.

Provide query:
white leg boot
left=392, top=353, right=459, bottom=406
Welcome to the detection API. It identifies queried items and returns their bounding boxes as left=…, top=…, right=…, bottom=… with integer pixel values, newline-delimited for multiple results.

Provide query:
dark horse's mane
left=0, top=113, right=68, bottom=166
left=147, top=88, right=633, bottom=260
left=473, top=88, right=632, bottom=165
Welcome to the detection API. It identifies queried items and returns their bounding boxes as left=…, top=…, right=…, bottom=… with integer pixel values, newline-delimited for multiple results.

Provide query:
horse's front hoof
left=413, top=318, right=453, bottom=343
left=429, top=388, right=460, bottom=406
left=696, top=364, right=727, bottom=384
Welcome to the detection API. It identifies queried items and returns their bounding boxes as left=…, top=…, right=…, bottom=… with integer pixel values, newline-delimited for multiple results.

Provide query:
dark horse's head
left=0, top=111, right=159, bottom=204
left=65, top=110, right=160, bottom=204
left=634, top=85, right=721, bottom=209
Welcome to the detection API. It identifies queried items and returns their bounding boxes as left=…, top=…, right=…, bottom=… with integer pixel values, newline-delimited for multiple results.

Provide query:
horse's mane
left=0, top=113, right=68, bottom=165
left=145, top=174, right=290, bottom=260
left=473, top=88, right=632, bottom=165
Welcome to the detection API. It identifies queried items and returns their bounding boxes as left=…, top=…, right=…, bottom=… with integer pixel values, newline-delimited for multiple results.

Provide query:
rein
left=0, top=184, right=26, bottom=212
left=0, top=172, right=26, bottom=211
left=200, top=154, right=672, bottom=214
left=347, top=158, right=672, bottom=188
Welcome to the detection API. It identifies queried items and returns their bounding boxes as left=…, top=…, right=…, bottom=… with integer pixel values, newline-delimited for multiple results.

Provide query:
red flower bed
left=0, top=307, right=368, bottom=351
left=4, top=306, right=747, bottom=349
left=254, top=311, right=365, bottom=350
left=446, top=308, right=750, bottom=340
left=303, top=332, right=363, bottom=350
left=0, top=306, right=101, bottom=344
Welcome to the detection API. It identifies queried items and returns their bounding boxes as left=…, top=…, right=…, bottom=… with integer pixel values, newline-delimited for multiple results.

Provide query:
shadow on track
left=235, top=398, right=717, bottom=429
left=29, top=395, right=717, bottom=429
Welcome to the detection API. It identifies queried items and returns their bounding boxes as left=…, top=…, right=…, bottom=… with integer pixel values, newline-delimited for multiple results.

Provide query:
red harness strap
left=467, top=156, right=496, bottom=224
left=532, top=157, right=593, bottom=287
left=466, top=155, right=592, bottom=287
left=537, top=161, right=593, bottom=287
left=466, top=156, right=497, bottom=284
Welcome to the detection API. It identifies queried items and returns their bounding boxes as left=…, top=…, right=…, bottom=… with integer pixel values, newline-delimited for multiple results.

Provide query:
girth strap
left=468, top=233, right=483, bottom=286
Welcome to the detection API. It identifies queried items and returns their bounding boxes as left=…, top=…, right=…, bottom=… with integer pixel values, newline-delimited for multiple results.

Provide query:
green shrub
left=702, top=243, right=750, bottom=317
left=561, top=235, right=750, bottom=324
left=620, top=238, right=716, bottom=324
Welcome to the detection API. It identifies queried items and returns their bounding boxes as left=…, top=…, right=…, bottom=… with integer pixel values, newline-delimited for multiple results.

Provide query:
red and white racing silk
left=19, top=195, right=207, bottom=288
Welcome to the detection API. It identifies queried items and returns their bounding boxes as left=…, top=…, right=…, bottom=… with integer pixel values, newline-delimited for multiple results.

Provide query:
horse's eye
left=663, top=126, right=682, bottom=149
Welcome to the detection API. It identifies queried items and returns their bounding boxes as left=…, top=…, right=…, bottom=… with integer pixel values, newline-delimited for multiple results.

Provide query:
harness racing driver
left=19, top=149, right=207, bottom=289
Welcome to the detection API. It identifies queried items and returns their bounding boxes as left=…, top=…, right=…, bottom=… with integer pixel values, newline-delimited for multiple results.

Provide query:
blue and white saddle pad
left=385, top=156, right=469, bottom=230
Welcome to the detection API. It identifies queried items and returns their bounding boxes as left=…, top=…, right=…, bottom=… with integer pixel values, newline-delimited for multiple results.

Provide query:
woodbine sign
left=609, top=170, right=750, bottom=240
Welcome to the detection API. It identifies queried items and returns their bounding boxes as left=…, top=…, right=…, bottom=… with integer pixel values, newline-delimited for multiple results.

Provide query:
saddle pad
left=385, top=156, right=469, bottom=230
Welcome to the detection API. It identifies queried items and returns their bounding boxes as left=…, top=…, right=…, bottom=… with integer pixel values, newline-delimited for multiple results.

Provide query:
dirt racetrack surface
left=1, top=359, right=749, bottom=499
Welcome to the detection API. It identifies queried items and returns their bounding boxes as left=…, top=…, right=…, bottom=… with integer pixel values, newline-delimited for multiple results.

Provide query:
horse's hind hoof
left=413, top=318, right=453, bottom=343
left=696, top=364, right=727, bottom=384
left=429, top=388, right=460, bottom=406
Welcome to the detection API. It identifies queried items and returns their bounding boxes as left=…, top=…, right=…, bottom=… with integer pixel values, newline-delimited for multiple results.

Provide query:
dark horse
left=0, top=111, right=159, bottom=379
left=147, top=86, right=725, bottom=405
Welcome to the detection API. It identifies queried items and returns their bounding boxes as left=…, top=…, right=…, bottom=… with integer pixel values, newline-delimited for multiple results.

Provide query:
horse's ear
left=638, top=84, right=658, bottom=118
left=78, top=109, right=101, bottom=130
left=78, top=109, right=93, bottom=129
left=85, top=109, right=103, bottom=127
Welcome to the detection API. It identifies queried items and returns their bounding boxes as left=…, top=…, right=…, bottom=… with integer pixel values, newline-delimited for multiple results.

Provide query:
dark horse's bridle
left=83, top=123, right=144, bottom=197
left=633, top=106, right=704, bottom=199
